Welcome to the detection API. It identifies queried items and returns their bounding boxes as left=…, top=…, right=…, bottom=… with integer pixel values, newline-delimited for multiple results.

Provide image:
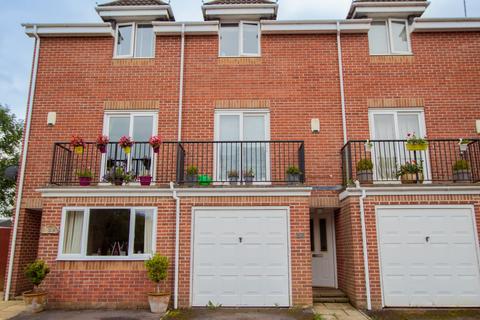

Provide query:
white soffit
left=96, top=5, right=174, bottom=22
left=23, top=23, right=114, bottom=37
left=154, top=21, right=219, bottom=35
left=261, top=20, right=371, bottom=34
left=412, top=18, right=480, bottom=32
left=202, top=4, right=278, bottom=21
left=350, top=1, right=429, bottom=19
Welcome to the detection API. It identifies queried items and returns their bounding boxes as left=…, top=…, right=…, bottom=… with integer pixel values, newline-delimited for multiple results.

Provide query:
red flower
left=70, top=135, right=85, bottom=147
left=118, top=136, right=134, bottom=148
left=149, top=135, right=162, bottom=148
left=96, top=135, right=109, bottom=146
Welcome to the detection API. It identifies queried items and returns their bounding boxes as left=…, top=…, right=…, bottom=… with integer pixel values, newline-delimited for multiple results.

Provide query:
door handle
left=425, top=236, right=430, bottom=243
left=239, top=237, right=243, bottom=243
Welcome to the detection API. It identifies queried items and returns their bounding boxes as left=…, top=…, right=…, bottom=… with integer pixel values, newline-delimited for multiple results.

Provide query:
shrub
left=76, top=168, right=93, bottom=178
left=396, top=160, right=423, bottom=177
left=286, top=166, right=302, bottom=175
left=356, top=159, right=373, bottom=172
left=227, top=170, right=239, bottom=178
left=244, top=168, right=255, bottom=177
left=186, top=165, right=198, bottom=176
left=24, top=260, right=50, bottom=290
left=145, top=254, right=169, bottom=293
left=453, top=159, right=470, bottom=171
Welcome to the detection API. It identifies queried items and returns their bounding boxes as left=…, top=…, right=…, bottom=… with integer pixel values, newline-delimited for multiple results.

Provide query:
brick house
left=3, top=0, right=480, bottom=310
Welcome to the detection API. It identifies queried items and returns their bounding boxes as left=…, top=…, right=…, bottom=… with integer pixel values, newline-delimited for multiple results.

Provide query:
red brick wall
left=36, top=196, right=311, bottom=308
left=0, top=227, right=12, bottom=291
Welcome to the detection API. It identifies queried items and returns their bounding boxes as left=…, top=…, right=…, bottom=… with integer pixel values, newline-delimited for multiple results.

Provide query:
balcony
left=50, top=141, right=305, bottom=186
left=341, top=139, right=480, bottom=186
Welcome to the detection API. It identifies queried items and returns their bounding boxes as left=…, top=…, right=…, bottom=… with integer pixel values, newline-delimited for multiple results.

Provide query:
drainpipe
left=336, top=22, right=348, bottom=144
left=5, top=25, right=40, bottom=302
left=170, top=182, right=180, bottom=309
left=177, top=23, right=185, bottom=141
left=355, top=180, right=372, bottom=310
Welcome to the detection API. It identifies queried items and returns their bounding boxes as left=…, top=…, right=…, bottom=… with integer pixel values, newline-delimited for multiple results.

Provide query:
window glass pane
left=132, top=116, right=154, bottom=176
left=134, top=209, right=154, bottom=254
left=243, top=115, right=267, bottom=181
left=135, top=25, right=154, bottom=57
left=133, top=116, right=153, bottom=142
left=398, top=113, right=420, bottom=139
left=117, top=25, right=133, bottom=56
left=243, top=23, right=259, bottom=55
left=218, top=115, right=240, bottom=180
left=63, top=211, right=84, bottom=254
left=373, top=114, right=396, bottom=140
left=220, top=24, right=239, bottom=56
left=87, top=209, right=130, bottom=256
left=368, top=21, right=389, bottom=54
left=243, top=115, right=265, bottom=141
left=109, top=117, right=130, bottom=141
left=391, top=21, right=409, bottom=53
left=219, top=115, right=240, bottom=140
left=319, top=218, right=327, bottom=252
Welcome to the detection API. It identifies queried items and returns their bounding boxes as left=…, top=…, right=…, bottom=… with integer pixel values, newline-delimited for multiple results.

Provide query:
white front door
left=192, top=207, right=290, bottom=307
left=377, top=206, right=480, bottom=307
left=311, top=210, right=336, bottom=287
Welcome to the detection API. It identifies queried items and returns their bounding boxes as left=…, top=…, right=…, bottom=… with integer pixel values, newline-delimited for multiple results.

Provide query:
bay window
left=59, top=208, right=156, bottom=260
left=220, top=22, right=260, bottom=57
left=115, top=23, right=154, bottom=58
left=368, top=19, right=411, bottom=55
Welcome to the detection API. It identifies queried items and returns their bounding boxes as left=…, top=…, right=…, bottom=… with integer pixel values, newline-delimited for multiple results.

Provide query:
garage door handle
left=239, top=237, right=243, bottom=243
left=426, top=236, right=430, bottom=243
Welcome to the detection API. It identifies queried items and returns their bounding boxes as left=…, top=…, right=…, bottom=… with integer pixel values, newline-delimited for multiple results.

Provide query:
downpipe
left=336, top=22, right=348, bottom=144
left=170, top=182, right=180, bottom=309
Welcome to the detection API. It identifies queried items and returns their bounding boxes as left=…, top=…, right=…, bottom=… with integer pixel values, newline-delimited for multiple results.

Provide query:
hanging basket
left=122, top=146, right=131, bottom=154
left=406, top=143, right=428, bottom=151
left=74, top=146, right=84, bottom=154
left=97, top=145, right=107, bottom=154
left=153, top=146, right=160, bottom=154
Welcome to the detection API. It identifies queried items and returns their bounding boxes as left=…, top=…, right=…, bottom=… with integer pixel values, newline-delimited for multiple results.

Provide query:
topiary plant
left=356, top=159, right=373, bottom=172
left=145, top=254, right=169, bottom=293
left=24, top=260, right=50, bottom=291
left=286, top=165, right=302, bottom=175
left=453, top=159, right=470, bottom=171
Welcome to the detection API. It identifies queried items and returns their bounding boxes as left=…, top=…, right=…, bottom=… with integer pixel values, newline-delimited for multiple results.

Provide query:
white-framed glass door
left=369, top=110, right=429, bottom=182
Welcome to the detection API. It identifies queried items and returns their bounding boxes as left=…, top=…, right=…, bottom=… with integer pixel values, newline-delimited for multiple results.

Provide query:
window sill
left=218, top=56, right=262, bottom=66
left=112, top=58, right=155, bottom=67
left=370, top=55, right=415, bottom=64
left=57, top=256, right=150, bottom=261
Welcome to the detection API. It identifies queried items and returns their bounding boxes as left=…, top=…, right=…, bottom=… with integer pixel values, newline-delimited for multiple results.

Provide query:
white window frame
left=114, top=22, right=155, bottom=59
left=101, top=111, right=158, bottom=181
left=58, top=207, right=157, bottom=261
left=369, top=18, right=412, bottom=56
left=219, top=21, right=261, bottom=57
left=213, top=109, right=270, bottom=184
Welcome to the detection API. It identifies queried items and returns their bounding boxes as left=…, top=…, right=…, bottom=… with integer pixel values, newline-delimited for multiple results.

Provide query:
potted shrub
left=185, top=165, right=198, bottom=185
left=104, top=167, right=135, bottom=186
left=139, top=158, right=153, bottom=186
left=198, top=174, right=213, bottom=186
left=406, top=133, right=428, bottom=151
left=244, top=168, right=255, bottom=185
left=364, top=140, right=373, bottom=152
left=396, top=160, right=424, bottom=184
left=71, top=135, right=85, bottom=155
left=149, top=136, right=162, bottom=154
left=286, top=165, right=302, bottom=185
left=76, top=168, right=93, bottom=186
left=459, top=139, right=471, bottom=153
left=145, top=254, right=170, bottom=314
left=96, top=135, right=109, bottom=154
left=23, top=260, right=50, bottom=313
left=356, top=159, right=373, bottom=184
left=119, top=136, right=134, bottom=154
left=453, top=159, right=471, bottom=183
left=227, top=170, right=239, bottom=185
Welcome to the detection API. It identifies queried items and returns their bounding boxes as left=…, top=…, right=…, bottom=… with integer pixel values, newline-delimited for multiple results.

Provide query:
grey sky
left=0, top=0, right=479, bottom=120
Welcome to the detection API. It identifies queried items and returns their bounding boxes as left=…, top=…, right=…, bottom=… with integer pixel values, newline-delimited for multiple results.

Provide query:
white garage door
left=377, top=206, right=480, bottom=307
left=192, top=208, right=290, bottom=307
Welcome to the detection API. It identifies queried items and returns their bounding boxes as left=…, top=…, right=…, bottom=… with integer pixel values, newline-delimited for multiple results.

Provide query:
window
left=214, top=110, right=270, bottom=182
left=103, top=112, right=157, bottom=178
left=115, top=23, right=154, bottom=58
left=219, top=22, right=260, bottom=57
left=368, top=19, right=411, bottom=55
left=59, top=208, right=156, bottom=260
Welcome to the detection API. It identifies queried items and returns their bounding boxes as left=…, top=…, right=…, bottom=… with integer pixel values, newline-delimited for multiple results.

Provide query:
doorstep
left=313, top=303, right=371, bottom=320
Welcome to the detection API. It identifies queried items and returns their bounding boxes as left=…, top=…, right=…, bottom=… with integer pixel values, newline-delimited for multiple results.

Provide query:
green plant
left=453, top=159, right=470, bottom=171
left=103, top=166, right=135, bottom=184
left=227, top=170, right=239, bottom=178
left=314, top=315, right=324, bottom=320
left=406, top=133, right=428, bottom=147
left=244, top=168, right=255, bottom=177
left=459, top=139, right=471, bottom=145
left=356, top=159, right=373, bottom=172
left=286, top=165, right=302, bottom=175
left=186, top=165, right=198, bottom=176
left=76, top=168, right=93, bottom=178
left=396, top=160, right=423, bottom=177
left=145, top=254, right=169, bottom=293
left=24, top=260, right=50, bottom=290
left=206, top=301, right=222, bottom=309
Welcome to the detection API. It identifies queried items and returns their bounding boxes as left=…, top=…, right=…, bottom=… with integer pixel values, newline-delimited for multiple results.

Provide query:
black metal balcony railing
left=50, top=141, right=305, bottom=186
left=341, top=139, right=480, bottom=185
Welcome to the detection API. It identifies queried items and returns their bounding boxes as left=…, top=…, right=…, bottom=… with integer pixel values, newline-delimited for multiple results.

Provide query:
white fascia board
left=412, top=18, right=480, bottom=32
left=96, top=5, right=174, bottom=21
left=23, top=23, right=114, bottom=37
left=339, top=185, right=480, bottom=201
left=351, top=2, right=429, bottom=19
left=261, top=19, right=371, bottom=34
left=37, top=186, right=312, bottom=198
left=203, top=4, right=277, bottom=21
left=153, top=21, right=219, bottom=35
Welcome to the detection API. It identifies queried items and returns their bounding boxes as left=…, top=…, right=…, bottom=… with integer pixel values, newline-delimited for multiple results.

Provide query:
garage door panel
left=378, top=207, right=480, bottom=307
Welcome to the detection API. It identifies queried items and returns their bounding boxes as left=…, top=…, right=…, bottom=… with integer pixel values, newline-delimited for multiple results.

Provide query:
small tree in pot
left=77, top=168, right=93, bottom=187
left=244, top=168, right=255, bottom=185
left=227, top=170, right=239, bottom=185
left=286, top=166, right=302, bottom=185
left=23, top=260, right=50, bottom=313
left=356, top=159, right=373, bottom=184
left=397, top=160, right=424, bottom=184
left=185, top=165, right=198, bottom=185
left=103, top=166, right=135, bottom=186
left=145, top=254, right=170, bottom=314
left=453, top=159, right=471, bottom=183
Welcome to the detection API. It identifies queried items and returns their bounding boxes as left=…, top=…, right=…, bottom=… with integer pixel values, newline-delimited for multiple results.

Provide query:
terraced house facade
left=4, top=0, right=480, bottom=311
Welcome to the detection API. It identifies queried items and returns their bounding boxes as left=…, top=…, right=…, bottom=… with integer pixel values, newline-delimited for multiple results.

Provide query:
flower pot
left=147, top=293, right=170, bottom=314
left=122, top=146, right=131, bottom=154
left=400, top=172, right=424, bottom=184
left=453, top=170, right=472, bottom=183
left=459, top=144, right=469, bottom=153
left=198, top=175, right=212, bottom=186
left=23, top=291, right=47, bottom=313
left=97, top=145, right=107, bottom=154
left=287, top=173, right=301, bottom=185
left=74, top=146, right=84, bottom=154
left=406, top=143, right=428, bottom=152
left=357, top=170, right=373, bottom=184
left=140, top=176, right=152, bottom=186
left=185, top=174, right=198, bottom=186
left=364, top=143, right=373, bottom=152
left=153, top=146, right=160, bottom=154
left=244, top=176, right=254, bottom=185
left=229, top=177, right=239, bottom=185
left=79, top=177, right=92, bottom=187
left=113, top=178, right=124, bottom=186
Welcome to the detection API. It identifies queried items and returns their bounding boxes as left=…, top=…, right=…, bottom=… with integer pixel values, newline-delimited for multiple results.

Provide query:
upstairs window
left=220, top=22, right=260, bottom=57
left=115, top=23, right=154, bottom=58
left=368, top=19, right=411, bottom=55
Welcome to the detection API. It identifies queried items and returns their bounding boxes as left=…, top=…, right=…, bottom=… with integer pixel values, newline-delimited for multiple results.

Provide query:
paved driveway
left=368, top=309, right=480, bottom=320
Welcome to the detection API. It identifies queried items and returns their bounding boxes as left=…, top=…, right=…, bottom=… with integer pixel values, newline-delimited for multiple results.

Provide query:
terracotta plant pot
left=114, top=178, right=124, bottom=186
left=140, top=176, right=152, bottom=186
left=23, top=291, right=47, bottom=313
left=357, top=170, right=373, bottom=184
left=147, top=293, right=170, bottom=314
left=401, top=172, right=424, bottom=184
left=79, top=177, right=92, bottom=187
